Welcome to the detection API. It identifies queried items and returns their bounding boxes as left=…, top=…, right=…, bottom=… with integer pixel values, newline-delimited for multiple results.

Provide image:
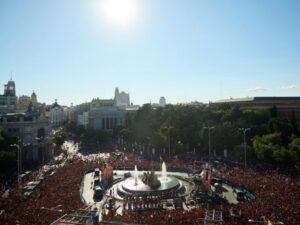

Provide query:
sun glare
left=98, top=0, right=138, bottom=29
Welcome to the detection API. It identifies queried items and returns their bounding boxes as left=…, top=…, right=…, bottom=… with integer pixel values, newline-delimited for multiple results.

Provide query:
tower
left=4, top=80, right=16, bottom=96
left=31, top=90, right=37, bottom=105
left=114, top=87, right=119, bottom=100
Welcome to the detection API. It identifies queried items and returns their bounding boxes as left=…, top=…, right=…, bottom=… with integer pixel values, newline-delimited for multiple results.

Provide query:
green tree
left=53, top=129, right=68, bottom=147
left=288, top=135, right=300, bottom=162
left=253, top=133, right=282, bottom=161
left=253, top=132, right=297, bottom=168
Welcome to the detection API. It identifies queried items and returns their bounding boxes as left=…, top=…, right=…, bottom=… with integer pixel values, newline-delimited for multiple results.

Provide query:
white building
left=88, top=98, right=125, bottom=130
left=159, top=96, right=166, bottom=107
left=0, top=105, right=53, bottom=164
left=46, top=100, right=67, bottom=127
left=114, top=87, right=130, bottom=108
left=77, top=111, right=89, bottom=129
left=16, top=91, right=38, bottom=112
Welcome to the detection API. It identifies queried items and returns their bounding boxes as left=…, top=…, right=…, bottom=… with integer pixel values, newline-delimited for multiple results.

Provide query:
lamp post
left=10, top=139, right=30, bottom=195
left=239, top=128, right=251, bottom=169
left=204, top=126, right=215, bottom=165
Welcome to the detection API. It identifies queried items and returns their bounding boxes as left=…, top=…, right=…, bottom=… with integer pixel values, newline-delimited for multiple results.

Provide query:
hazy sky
left=0, top=0, right=299, bottom=106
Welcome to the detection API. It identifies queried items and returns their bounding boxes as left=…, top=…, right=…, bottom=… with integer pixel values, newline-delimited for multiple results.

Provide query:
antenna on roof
left=10, top=71, right=13, bottom=80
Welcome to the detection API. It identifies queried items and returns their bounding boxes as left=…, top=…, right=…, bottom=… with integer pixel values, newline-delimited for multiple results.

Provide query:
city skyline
left=0, top=0, right=299, bottom=106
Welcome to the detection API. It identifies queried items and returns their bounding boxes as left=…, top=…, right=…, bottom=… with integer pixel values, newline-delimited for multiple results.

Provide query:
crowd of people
left=103, top=208, right=206, bottom=225
left=0, top=142, right=299, bottom=225
left=102, top=147, right=300, bottom=225
left=220, top=166, right=300, bottom=225
left=0, top=157, right=99, bottom=225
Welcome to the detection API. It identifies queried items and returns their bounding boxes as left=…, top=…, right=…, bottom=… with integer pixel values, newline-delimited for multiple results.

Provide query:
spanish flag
left=267, top=220, right=273, bottom=225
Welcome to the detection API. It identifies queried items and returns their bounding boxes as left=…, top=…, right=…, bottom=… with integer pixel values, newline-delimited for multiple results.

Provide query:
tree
left=253, top=133, right=282, bottom=162
left=53, top=129, right=68, bottom=147
left=253, top=132, right=297, bottom=168
left=268, top=118, right=293, bottom=145
left=272, top=147, right=296, bottom=168
left=288, top=135, right=300, bottom=162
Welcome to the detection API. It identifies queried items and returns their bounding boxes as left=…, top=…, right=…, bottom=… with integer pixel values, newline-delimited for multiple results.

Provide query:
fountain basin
left=117, top=175, right=185, bottom=198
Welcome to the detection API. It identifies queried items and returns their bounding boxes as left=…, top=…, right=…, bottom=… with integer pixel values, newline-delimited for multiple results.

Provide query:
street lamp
left=239, top=128, right=251, bottom=169
left=10, top=139, right=30, bottom=195
left=204, top=126, right=215, bottom=164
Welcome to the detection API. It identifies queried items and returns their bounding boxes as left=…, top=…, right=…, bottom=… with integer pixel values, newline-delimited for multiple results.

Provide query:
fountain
left=134, top=165, right=138, bottom=186
left=117, top=162, right=186, bottom=198
left=161, top=162, right=167, bottom=181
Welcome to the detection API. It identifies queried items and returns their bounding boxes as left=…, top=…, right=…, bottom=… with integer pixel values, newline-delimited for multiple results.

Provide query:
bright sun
left=98, top=0, right=138, bottom=29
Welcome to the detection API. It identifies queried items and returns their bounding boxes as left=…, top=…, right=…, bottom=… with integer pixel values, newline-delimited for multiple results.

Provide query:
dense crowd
left=0, top=143, right=300, bottom=225
left=103, top=148, right=300, bottom=225
left=0, top=159, right=97, bottom=225
left=104, top=208, right=206, bottom=225
left=102, top=162, right=300, bottom=225
left=220, top=166, right=300, bottom=225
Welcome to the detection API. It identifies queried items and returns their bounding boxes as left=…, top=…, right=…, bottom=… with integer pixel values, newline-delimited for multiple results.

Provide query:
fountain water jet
left=117, top=161, right=186, bottom=198
left=161, top=162, right=167, bottom=181
left=134, top=165, right=138, bottom=186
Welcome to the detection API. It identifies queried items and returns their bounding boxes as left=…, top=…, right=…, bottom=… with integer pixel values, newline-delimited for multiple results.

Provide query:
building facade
left=78, top=111, right=89, bottom=129
left=159, top=96, right=166, bottom=107
left=0, top=105, right=53, bottom=164
left=0, top=79, right=18, bottom=114
left=88, top=98, right=126, bottom=130
left=213, top=97, right=300, bottom=125
left=16, top=91, right=38, bottom=112
left=114, top=87, right=130, bottom=108
left=46, top=100, right=67, bottom=127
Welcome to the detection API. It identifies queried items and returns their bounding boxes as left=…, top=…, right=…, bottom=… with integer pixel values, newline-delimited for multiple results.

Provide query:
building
left=66, top=103, right=76, bottom=124
left=72, top=88, right=128, bottom=130
left=17, top=95, right=31, bottom=111
left=177, top=101, right=205, bottom=107
left=159, top=96, right=166, bottom=107
left=150, top=97, right=167, bottom=108
left=31, top=91, right=38, bottom=106
left=213, top=96, right=300, bottom=125
left=0, top=103, right=53, bottom=164
left=16, top=91, right=38, bottom=112
left=74, top=102, right=90, bottom=126
left=114, top=87, right=130, bottom=108
left=46, top=100, right=67, bottom=127
left=78, top=111, right=89, bottom=129
left=0, top=79, right=18, bottom=114
left=88, top=98, right=125, bottom=130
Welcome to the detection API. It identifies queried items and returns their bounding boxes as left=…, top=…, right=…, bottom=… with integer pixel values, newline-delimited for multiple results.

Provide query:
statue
left=142, top=171, right=161, bottom=189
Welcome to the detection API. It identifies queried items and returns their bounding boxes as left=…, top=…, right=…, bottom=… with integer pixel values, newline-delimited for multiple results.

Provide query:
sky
left=0, top=0, right=299, bottom=106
